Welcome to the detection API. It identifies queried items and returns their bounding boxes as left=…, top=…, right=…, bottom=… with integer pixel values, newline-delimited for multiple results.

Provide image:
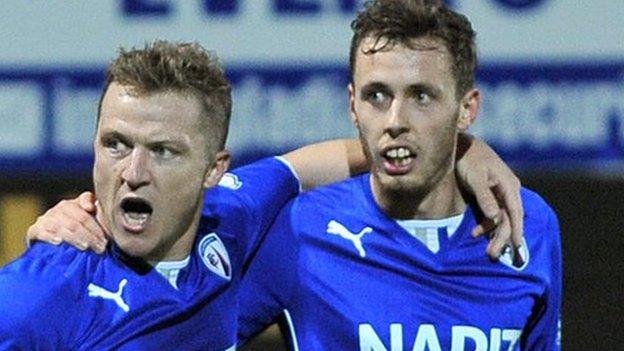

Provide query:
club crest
left=198, top=233, right=232, bottom=280
left=218, top=173, right=243, bottom=190
left=499, top=239, right=530, bottom=271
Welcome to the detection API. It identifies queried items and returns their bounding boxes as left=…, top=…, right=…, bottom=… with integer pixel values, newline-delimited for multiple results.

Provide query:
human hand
left=456, top=134, right=524, bottom=266
left=25, top=192, right=109, bottom=253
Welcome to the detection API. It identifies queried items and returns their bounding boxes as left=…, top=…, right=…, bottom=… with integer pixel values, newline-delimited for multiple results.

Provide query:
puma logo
left=326, top=220, right=372, bottom=258
left=88, top=279, right=130, bottom=312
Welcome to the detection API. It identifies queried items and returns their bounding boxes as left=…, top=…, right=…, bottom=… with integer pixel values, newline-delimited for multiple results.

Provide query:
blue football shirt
left=239, top=173, right=562, bottom=350
left=0, top=157, right=299, bottom=350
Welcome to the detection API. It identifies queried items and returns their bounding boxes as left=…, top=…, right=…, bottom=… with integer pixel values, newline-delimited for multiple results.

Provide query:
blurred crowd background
left=0, top=1, right=622, bottom=349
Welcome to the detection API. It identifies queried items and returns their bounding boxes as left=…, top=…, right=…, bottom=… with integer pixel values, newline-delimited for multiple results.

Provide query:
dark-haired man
left=237, top=1, right=561, bottom=350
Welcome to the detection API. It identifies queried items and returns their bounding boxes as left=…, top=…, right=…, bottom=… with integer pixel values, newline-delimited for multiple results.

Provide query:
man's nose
left=121, top=148, right=151, bottom=189
left=384, top=100, right=410, bottom=138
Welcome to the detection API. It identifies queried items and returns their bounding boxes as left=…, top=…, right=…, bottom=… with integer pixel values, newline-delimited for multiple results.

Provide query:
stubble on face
left=93, top=83, right=214, bottom=261
left=351, top=37, right=467, bottom=219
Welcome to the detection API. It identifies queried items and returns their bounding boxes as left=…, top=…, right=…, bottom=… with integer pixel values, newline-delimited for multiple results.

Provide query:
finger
left=471, top=217, right=495, bottom=238
left=486, top=211, right=511, bottom=260
left=93, top=201, right=112, bottom=239
left=40, top=211, right=103, bottom=252
left=81, top=218, right=108, bottom=251
left=35, top=217, right=89, bottom=251
left=41, top=229, right=63, bottom=246
left=77, top=191, right=97, bottom=213
left=467, top=174, right=502, bottom=224
left=56, top=228, right=90, bottom=251
left=491, top=175, right=525, bottom=266
left=501, top=183, right=525, bottom=250
left=72, top=205, right=108, bottom=247
left=471, top=223, right=486, bottom=238
left=53, top=201, right=108, bottom=248
left=26, top=222, right=62, bottom=246
left=469, top=179, right=503, bottom=238
left=506, top=199, right=526, bottom=267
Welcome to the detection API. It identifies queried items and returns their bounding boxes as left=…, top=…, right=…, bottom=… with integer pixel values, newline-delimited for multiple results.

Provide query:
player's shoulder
left=0, top=242, right=103, bottom=286
left=277, top=174, right=369, bottom=237
left=0, top=243, right=97, bottom=340
left=518, top=187, right=561, bottom=256
left=295, top=173, right=367, bottom=209
left=520, top=187, right=558, bottom=224
left=203, top=157, right=298, bottom=216
left=221, top=156, right=298, bottom=194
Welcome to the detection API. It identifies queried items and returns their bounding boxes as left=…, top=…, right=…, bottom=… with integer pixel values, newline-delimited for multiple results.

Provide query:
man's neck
left=371, top=171, right=466, bottom=220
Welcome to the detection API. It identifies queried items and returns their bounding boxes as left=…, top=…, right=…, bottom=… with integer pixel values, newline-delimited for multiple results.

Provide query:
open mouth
left=382, top=147, right=416, bottom=174
left=120, top=197, right=153, bottom=233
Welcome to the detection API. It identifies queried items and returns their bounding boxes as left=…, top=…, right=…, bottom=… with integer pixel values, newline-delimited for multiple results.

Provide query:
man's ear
left=203, top=150, right=231, bottom=189
left=348, top=83, right=359, bottom=128
left=457, top=88, right=480, bottom=131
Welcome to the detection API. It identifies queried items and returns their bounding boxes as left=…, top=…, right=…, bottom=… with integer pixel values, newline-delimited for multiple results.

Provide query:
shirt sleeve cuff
left=274, top=156, right=302, bottom=193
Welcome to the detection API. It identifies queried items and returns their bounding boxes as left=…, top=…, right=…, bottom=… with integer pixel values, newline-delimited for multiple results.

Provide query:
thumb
left=94, top=200, right=111, bottom=239
left=77, top=191, right=97, bottom=213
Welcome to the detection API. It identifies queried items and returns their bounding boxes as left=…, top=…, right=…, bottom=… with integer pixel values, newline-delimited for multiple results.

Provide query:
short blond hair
left=98, top=40, right=232, bottom=149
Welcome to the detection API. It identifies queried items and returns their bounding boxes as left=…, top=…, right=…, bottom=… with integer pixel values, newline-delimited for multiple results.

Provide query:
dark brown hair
left=98, top=40, right=232, bottom=149
left=349, top=0, right=477, bottom=98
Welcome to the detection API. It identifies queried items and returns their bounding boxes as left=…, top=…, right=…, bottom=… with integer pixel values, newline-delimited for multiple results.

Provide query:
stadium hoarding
left=0, top=0, right=622, bottom=174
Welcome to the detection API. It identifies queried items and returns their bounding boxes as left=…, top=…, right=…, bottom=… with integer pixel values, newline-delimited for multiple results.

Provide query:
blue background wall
left=1, top=0, right=623, bottom=173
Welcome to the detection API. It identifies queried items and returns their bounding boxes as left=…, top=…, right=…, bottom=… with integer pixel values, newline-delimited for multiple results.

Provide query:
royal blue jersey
left=238, top=173, right=562, bottom=351
left=0, top=157, right=299, bottom=350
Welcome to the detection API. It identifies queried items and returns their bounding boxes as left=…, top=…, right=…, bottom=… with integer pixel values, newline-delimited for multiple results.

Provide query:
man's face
left=349, top=37, right=477, bottom=198
left=94, top=83, right=227, bottom=261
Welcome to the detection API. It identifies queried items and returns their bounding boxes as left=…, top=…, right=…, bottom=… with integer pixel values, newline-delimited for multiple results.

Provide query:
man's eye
left=104, top=138, right=129, bottom=155
left=372, top=91, right=384, bottom=101
left=369, top=91, right=387, bottom=103
left=153, top=146, right=175, bottom=159
left=416, top=91, right=432, bottom=105
left=364, top=90, right=391, bottom=108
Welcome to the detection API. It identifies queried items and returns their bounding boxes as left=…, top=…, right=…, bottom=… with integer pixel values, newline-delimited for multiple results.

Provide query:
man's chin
left=112, top=234, right=154, bottom=258
left=377, top=172, right=428, bottom=194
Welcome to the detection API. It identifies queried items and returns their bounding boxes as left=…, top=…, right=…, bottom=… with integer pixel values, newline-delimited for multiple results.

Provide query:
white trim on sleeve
left=274, top=156, right=302, bottom=193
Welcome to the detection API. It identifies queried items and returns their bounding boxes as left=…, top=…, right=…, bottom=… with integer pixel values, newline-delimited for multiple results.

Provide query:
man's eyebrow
left=99, top=130, right=129, bottom=143
left=360, top=82, right=391, bottom=94
left=406, top=83, right=442, bottom=97
left=147, top=138, right=190, bottom=149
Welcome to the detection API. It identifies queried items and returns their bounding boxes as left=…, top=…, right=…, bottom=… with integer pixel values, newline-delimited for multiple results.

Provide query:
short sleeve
left=203, top=157, right=300, bottom=262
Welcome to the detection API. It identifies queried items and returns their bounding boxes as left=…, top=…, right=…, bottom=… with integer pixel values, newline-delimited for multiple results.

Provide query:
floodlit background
left=0, top=1, right=622, bottom=349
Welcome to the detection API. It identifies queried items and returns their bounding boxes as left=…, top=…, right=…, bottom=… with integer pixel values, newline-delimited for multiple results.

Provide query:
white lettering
left=230, top=74, right=354, bottom=153
left=489, top=328, right=501, bottom=351
left=502, top=329, right=522, bottom=351
left=232, top=76, right=624, bottom=157
left=412, top=324, right=442, bottom=351
left=474, top=81, right=624, bottom=150
left=451, top=326, right=488, bottom=351
left=359, top=323, right=403, bottom=351
left=359, top=323, right=523, bottom=351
